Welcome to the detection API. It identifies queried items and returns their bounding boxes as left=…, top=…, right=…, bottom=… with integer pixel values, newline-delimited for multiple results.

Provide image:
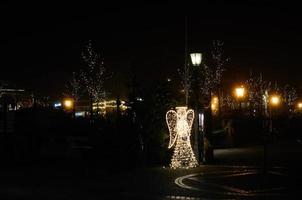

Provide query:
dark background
left=0, top=2, right=301, bottom=99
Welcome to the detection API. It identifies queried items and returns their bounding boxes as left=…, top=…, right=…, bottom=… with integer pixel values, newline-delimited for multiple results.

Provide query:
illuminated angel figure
left=166, top=106, right=198, bottom=169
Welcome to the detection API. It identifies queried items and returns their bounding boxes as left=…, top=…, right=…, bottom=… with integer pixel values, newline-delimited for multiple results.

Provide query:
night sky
left=0, top=2, right=301, bottom=99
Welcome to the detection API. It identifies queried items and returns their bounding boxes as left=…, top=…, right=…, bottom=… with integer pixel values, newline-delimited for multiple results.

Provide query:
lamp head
left=190, top=53, right=202, bottom=66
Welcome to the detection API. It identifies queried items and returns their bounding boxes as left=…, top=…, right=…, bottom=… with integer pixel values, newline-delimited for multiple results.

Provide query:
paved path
left=174, top=165, right=301, bottom=199
left=0, top=139, right=301, bottom=199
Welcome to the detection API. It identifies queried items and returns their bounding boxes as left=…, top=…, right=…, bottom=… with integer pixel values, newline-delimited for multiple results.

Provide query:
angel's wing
left=166, top=110, right=178, bottom=148
left=186, top=109, right=194, bottom=137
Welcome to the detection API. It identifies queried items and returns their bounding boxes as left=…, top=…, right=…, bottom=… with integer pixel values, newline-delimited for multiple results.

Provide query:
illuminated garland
left=166, top=106, right=198, bottom=169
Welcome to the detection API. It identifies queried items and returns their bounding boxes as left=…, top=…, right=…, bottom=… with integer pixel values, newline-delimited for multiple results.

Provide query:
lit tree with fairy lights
left=283, top=85, right=298, bottom=113
left=178, top=61, right=191, bottom=105
left=245, top=72, right=271, bottom=115
left=178, top=40, right=228, bottom=163
left=198, top=40, right=228, bottom=163
left=198, top=40, right=228, bottom=97
left=193, top=40, right=228, bottom=120
left=81, top=41, right=108, bottom=117
left=65, top=72, right=82, bottom=102
left=64, top=71, right=82, bottom=116
left=210, top=40, right=227, bottom=93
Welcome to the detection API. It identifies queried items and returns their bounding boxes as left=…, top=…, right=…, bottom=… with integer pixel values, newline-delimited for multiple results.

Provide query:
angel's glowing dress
left=166, top=107, right=198, bottom=169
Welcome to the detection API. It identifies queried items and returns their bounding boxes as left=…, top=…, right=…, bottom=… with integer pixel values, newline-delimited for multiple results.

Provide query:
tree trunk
left=217, top=88, right=222, bottom=119
left=90, top=96, right=93, bottom=122
left=73, top=100, right=76, bottom=118
left=193, top=104, right=200, bottom=163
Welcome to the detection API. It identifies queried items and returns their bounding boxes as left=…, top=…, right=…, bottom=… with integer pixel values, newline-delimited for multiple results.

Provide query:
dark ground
left=0, top=138, right=301, bottom=199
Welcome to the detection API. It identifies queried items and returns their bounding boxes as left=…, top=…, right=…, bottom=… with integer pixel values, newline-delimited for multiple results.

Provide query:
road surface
left=0, top=139, right=301, bottom=199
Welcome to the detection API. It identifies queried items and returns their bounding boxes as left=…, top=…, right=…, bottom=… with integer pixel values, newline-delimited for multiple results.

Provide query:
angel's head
left=175, top=106, right=187, bottom=118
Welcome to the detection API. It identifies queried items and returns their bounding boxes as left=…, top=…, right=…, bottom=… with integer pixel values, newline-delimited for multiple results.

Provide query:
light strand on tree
left=81, top=40, right=107, bottom=104
left=65, top=72, right=82, bottom=101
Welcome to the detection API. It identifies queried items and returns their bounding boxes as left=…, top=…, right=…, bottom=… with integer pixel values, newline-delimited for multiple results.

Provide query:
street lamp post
left=63, top=98, right=75, bottom=117
left=190, top=53, right=202, bottom=163
left=296, top=102, right=302, bottom=113
left=234, top=86, right=245, bottom=112
left=269, top=95, right=280, bottom=138
left=263, top=94, right=280, bottom=173
left=190, top=53, right=202, bottom=67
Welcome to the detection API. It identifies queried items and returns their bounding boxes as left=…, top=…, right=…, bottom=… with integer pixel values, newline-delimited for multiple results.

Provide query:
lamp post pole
left=263, top=105, right=271, bottom=174
left=234, top=86, right=245, bottom=114
left=239, top=99, right=242, bottom=112
left=264, top=95, right=280, bottom=173
left=190, top=53, right=202, bottom=164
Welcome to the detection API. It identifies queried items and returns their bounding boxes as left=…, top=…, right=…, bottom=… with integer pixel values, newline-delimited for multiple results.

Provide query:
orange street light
left=269, top=95, right=280, bottom=107
left=234, top=86, right=245, bottom=99
left=268, top=94, right=280, bottom=140
left=211, top=96, right=219, bottom=113
left=296, top=102, right=302, bottom=111
left=234, top=86, right=246, bottom=111
left=212, top=96, right=218, bottom=104
left=63, top=99, right=74, bottom=110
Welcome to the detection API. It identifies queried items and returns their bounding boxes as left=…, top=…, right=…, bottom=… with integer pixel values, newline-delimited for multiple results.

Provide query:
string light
left=166, top=106, right=198, bottom=169
left=92, top=100, right=128, bottom=110
left=81, top=41, right=107, bottom=104
left=65, top=72, right=82, bottom=102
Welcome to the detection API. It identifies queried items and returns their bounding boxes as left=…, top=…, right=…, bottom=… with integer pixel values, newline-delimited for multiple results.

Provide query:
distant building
left=0, top=87, right=25, bottom=134
left=54, top=99, right=129, bottom=117
left=0, top=88, right=25, bottom=110
left=92, top=99, right=128, bottom=115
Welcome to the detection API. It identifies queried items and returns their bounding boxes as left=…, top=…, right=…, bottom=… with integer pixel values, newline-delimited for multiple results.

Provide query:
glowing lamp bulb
left=64, top=99, right=73, bottom=109
left=213, top=97, right=218, bottom=104
left=235, top=87, right=245, bottom=98
left=190, top=53, right=202, bottom=66
left=270, top=96, right=280, bottom=106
